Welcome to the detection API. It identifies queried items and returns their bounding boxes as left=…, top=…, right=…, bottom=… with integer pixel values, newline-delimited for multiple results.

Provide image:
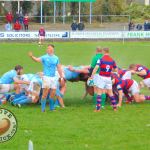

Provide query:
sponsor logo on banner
left=0, top=33, right=4, bottom=37
left=0, top=31, right=69, bottom=39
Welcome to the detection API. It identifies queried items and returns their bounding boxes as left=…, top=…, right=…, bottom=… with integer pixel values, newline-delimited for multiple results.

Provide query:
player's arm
left=91, top=65, right=99, bottom=78
left=13, top=77, right=30, bottom=85
left=91, top=59, right=100, bottom=78
left=117, top=89, right=123, bottom=107
left=28, top=52, right=41, bottom=63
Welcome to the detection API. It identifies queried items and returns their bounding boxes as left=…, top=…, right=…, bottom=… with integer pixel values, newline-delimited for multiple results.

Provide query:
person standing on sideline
left=90, top=48, right=118, bottom=112
left=38, top=27, right=46, bottom=46
left=6, top=12, right=13, bottom=24
left=28, top=44, right=64, bottom=112
left=23, top=14, right=29, bottom=31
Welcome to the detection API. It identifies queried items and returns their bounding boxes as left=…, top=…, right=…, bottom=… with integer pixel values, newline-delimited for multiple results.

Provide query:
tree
left=22, top=1, right=32, bottom=15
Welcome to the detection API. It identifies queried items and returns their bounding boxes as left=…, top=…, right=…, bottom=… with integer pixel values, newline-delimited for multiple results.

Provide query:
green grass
left=1, top=41, right=150, bottom=150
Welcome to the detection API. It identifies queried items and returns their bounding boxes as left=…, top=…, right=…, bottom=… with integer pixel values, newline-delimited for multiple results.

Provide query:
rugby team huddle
left=0, top=44, right=150, bottom=112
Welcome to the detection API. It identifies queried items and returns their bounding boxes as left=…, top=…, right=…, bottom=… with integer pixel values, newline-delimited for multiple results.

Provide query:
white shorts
left=95, top=75, right=112, bottom=90
left=93, top=74, right=99, bottom=86
left=122, top=71, right=132, bottom=80
left=128, top=80, right=139, bottom=95
left=39, top=36, right=45, bottom=40
left=42, top=76, right=57, bottom=89
left=0, top=84, right=14, bottom=93
left=143, top=78, right=150, bottom=88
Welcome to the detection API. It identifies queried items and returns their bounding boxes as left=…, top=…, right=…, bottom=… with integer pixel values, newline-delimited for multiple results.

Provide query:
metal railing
left=0, top=14, right=130, bottom=24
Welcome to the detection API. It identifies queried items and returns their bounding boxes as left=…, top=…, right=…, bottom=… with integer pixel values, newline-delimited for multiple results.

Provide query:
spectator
left=144, top=20, right=150, bottom=31
left=14, top=21, right=21, bottom=31
left=78, top=22, right=85, bottom=31
left=136, top=24, right=142, bottom=30
left=23, top=14, right=29, bottom=31
left=5, top=23, right=12, bottom=31
left=6, top=12, right=13, bottom=24
left=19, top=13, right=24, bottom=30
left=38, top=27, right=46, bottom=46
left=71, top=20, right=78, bottom=31
left=14, top=11, right=19, bottom=23
left=128, top=21, right=135, bottom=31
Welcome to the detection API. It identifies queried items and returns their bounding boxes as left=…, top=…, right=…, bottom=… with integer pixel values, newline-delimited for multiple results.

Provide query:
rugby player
left=0, top=65, right=29, bottom=94
left=129, top=64, right=150, bottom=89
left=112, top=74, right=150, bottom=107
left=89, top=47, right=106, bottom=107
left=29, top=44, right=64, bottom=112
left=90, top=47, right=118, bottom=112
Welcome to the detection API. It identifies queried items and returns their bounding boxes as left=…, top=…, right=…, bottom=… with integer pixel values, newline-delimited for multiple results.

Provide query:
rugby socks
left=101, top=94, right=106, bottom=107
left=96, top=95, right=101, bottom=110
left=49, top=98, right=54, bottom=111
left=110, top=96, right=117, bottom=110
left=54, top=100, right=60, bottom=108
left=145, top=96, right=150, bottom=100
left=93, top=93, right=97, bottom=105
left=41, top=99, right=46, bottom=112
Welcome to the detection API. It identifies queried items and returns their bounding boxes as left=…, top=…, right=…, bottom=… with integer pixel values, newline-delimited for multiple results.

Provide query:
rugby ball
left=87, top=79, right=94, bottom=86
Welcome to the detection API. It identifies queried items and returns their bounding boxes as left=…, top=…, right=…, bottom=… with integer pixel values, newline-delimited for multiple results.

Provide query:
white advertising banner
left=0, top=31, right=150, bottom=39
left=124, top=31, right=150, bottom=38
left=70, top=31, right=123, bottom=39
left=0, top=31, right=69, bottom=39
left=70, top=31, right=150, bottom=39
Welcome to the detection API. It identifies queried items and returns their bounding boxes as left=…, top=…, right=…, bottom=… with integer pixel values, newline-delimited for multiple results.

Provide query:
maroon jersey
left=121, top=79, right=134, bottom=90
left=97, top=54, right=117, bottom=77
left=23, top=17, right=29, bottom=25
left=112, top=73, right=133, bottom=91
left=136, top=64, right=150, bottom=79
left=39, top=29, right=45, bottom=36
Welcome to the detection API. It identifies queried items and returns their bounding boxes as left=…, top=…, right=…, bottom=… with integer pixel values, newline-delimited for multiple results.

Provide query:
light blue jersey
left=64, top=66, right=83, bottom=80
left=0, top=70, right=17, bottom=84
left=40, top=54, right=59, bottom=77
left=21, top=74, right=34, bottom=81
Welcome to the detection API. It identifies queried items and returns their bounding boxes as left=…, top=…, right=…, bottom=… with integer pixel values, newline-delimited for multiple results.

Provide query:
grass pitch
left=0, top=41, right=150, bottom=150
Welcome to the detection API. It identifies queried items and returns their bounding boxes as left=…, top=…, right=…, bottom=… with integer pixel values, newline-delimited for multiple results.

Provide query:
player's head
left=47, top=44, right=54, bottom=55
left=129, top=64, right=136, bottom=71
left=14, top=65, right=23, bottom=75
left=103, top=47, right=109, bottom=54
left=96, top=47, right=102, bottom=54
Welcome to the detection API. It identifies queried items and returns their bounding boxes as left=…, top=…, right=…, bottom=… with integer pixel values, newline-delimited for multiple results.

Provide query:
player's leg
left=107, top=89, right=117, bottom=111
left=49, top=77, right=57, bottom=111
left=105, top=77, right=117, bottom=111
left=41, top=88, right=49, bottom=112
left=94, top=75, right=106, bottom=111
left=49, top=89, right=56, bottom=110
left=101, top=90, right=106, bottom=108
